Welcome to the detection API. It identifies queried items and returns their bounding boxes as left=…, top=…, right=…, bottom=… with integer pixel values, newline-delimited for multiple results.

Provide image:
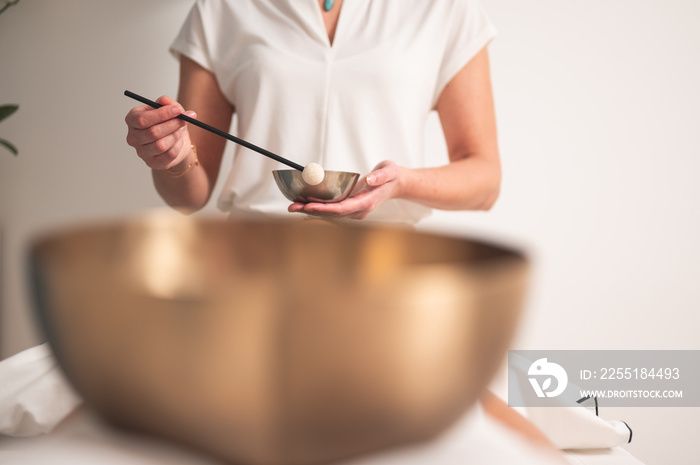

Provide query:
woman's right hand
left=125, top=95, right=197, bottom=171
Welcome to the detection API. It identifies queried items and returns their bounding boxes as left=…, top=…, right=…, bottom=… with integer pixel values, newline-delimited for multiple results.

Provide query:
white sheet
left=0, top=344, right=80, bottom=437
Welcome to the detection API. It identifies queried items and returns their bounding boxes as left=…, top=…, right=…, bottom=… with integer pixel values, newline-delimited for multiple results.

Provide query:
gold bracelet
left=165, top=144, right=199, bottom=178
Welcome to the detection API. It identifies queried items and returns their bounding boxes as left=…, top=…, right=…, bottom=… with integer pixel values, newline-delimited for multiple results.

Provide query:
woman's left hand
left=288, top=160, right=402, bottom=220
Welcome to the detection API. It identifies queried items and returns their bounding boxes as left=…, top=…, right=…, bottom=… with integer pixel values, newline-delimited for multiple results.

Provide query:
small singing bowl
left=29, top=214, right=528, bottom=465
left=273, top=169, right=360, bottom=203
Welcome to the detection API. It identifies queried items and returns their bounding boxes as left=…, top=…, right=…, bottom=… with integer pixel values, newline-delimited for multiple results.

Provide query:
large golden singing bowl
left=272, top=169, right=360, bottom=203
left=29, top=214, right=528, bottom=465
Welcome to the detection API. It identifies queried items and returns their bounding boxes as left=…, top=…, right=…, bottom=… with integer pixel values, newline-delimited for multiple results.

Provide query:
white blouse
left=171, top=0, right=496, bottom=224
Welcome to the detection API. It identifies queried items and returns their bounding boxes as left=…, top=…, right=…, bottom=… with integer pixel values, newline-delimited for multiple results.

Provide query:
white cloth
left=0, top=344, right=81, bottom=437
left=499, top=358, right=633, bottom=450
left=564, top=448, right=644, bottom=465
left=518, top=405, right=632, bottom=451
left=170, top=0, right=497, bottom=224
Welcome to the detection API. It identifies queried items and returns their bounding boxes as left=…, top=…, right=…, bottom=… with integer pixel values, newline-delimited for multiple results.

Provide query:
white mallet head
left=302, top=163, right=325, bottom=185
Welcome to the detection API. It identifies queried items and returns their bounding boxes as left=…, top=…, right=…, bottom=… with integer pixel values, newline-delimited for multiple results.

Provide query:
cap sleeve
left=432, top=0, right=497, bottom=108
left=169, top=0, right=215, bottom=72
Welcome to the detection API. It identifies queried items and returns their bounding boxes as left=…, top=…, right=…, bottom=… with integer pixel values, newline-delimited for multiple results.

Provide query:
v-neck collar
left=309, top=0, right=348, bottom=48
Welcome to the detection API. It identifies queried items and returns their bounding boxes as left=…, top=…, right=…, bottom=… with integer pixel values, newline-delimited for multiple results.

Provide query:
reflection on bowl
left=29, top=214, right=528, bottom=465
left=273, top=169, right=360, bottom=203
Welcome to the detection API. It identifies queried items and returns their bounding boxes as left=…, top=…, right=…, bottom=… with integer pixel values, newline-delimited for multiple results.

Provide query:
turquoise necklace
left=323, top=0, right=334, bottom=12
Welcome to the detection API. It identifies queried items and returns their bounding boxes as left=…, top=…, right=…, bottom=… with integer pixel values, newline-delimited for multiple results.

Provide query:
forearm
left=396, top=154, right=501, bottom=211
left=152, top=145, right=214, bottom=214
left=146, top=56, right=235, bottom=213
left=416, top=45, right=499, bottom=212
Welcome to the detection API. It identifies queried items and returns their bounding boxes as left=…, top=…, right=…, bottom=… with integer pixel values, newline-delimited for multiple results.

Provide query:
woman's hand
left=288, top=160, right=403, bottom=220
left=125, top=95, right=197, bottom=171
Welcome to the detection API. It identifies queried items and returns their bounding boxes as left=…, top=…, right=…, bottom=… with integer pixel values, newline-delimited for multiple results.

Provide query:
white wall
left=1, top=1, right=698, bottom=464
left=0, top=0, right=223, bottom=353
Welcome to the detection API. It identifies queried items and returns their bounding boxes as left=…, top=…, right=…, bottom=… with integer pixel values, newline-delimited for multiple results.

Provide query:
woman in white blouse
left=125, top=0, right=500, bottom=224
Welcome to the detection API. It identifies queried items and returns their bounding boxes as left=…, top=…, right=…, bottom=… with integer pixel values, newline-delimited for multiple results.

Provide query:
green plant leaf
left=0, top=104, right=19, bottom=123
left=0, top=138, right=18, bottom=156
left=0, top=0, right=22, bottom=16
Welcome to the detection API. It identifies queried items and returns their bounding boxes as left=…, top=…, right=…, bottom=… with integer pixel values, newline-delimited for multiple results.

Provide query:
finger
left=366, top=160, right=400, bottom=187
left=365, top=168, right=395, bottom=187
left=144, top=136, right=187, bottom=170
left=139, top=128, right=187, bottom=160
left=289, top=201, right=345, bottom=214
left=303, top=209, right=369, bottom=221
left=288, top=202, right=307, bottom=212
left=289, top=194, right=367, bottom=213
left=126, top=101, right=185, bottom=130
left=140, top=112, right=191, bottom=143
left=301, top=196, right=369, bottom=215
left=156, top=95, right=178, bottom=106
left=127, top=111, right=194, bottom=148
